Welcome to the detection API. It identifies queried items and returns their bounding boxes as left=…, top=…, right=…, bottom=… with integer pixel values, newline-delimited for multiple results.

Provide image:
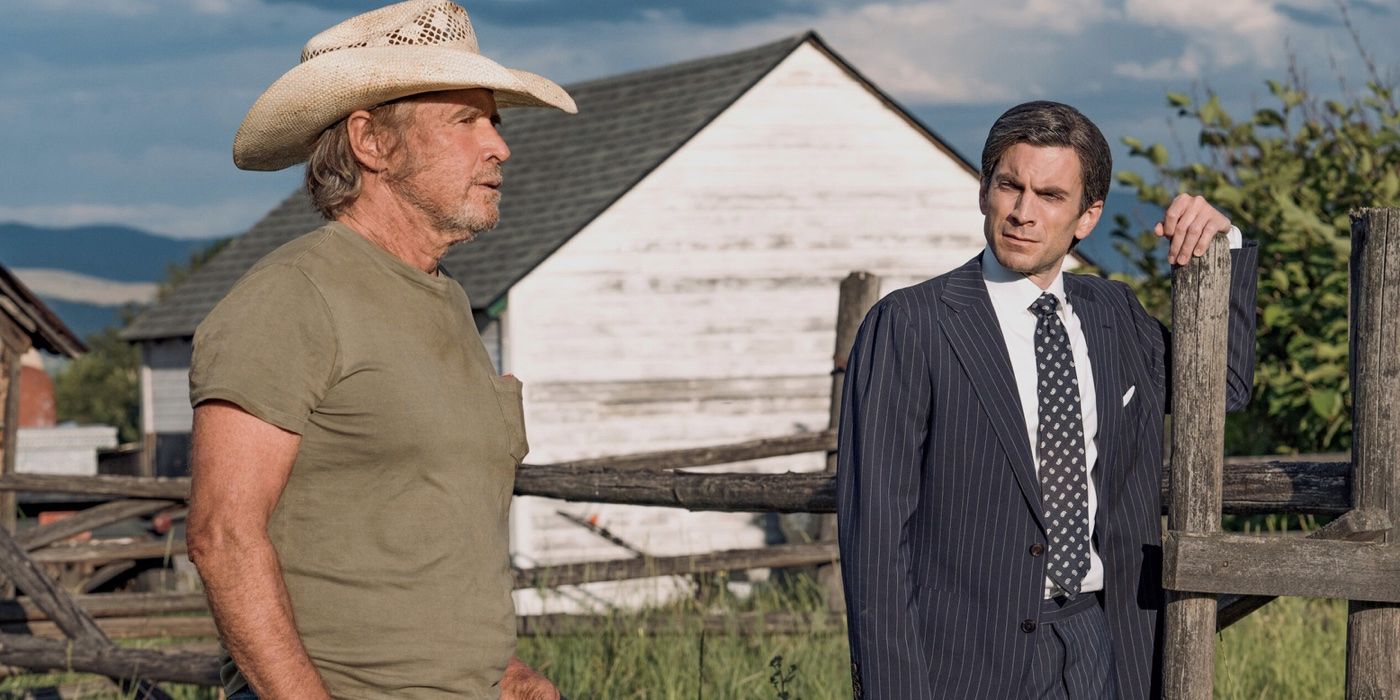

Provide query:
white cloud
left=1114, top=51, right=1205, bottom=81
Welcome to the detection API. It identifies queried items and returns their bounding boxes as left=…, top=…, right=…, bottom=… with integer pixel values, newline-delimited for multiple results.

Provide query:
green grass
left=1215, top=597, right=1347, bottom=700
left=0, top=582, right=1351, bottom=699
left=521, top=576, right=1351, bottom=700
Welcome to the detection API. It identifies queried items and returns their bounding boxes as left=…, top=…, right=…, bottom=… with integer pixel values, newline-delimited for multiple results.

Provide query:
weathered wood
left=0, top=458, right=1353, bottom=515
left=1216, top=508, right=1391, bottom=629
left=1347, top=207, right=1400, bottom=697
left=79, top=560, right=138, bottom=594
left=30, top=538, right=185, bottom=566
left=1205, top=455, right=1350, bottom=515
left=1162, top=234, right=1231, bottom=700
left=540, top=431, right=836, bottom=473
left=12, top=615, right=217, bottom=642
left=820, top=271, right=881, bottom=613
left=14, top=500, right=177, bottom=551
left=515, top=467, right=836, bottom=512
left=0, top=474, right=192, bottom=500
left=0, top=632, right=219, bottom=686
left=516, top=611, right=844, bottom=637
left=0, top=593, right=208, bottom=623
left=516, top=542, right=837, bottom=589
left=0, top=342, right=24, bottom=560
left=0, top=528, right=106, bottom=643
left=1164, top=531, right=1400, bottom=601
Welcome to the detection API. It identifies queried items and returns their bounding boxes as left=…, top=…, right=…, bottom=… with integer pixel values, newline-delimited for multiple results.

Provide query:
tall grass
left=0, top=581, right=1349, bottom=698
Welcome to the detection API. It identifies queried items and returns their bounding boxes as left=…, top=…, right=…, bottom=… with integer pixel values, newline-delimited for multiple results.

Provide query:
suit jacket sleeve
left=836, top=297, right=935, bottom=699
left=1129, top=240, right=1260, bottom=414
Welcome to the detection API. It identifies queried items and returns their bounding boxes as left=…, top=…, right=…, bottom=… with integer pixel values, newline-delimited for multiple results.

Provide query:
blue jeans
left=227, top=688, right=258, bottom=700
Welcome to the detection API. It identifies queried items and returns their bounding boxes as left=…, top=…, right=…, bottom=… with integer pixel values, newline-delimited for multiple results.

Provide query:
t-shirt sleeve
left=189, top=264, right=339, bottom=435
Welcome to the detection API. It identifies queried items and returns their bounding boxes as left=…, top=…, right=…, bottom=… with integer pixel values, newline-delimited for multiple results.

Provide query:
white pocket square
left=1122, top=386, right=1136, bottom=406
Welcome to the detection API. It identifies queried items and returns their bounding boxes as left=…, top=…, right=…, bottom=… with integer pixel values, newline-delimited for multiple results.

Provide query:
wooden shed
left=0, top=263, right=87, bottom=534
left=125, top=32, right=1086, bottom=610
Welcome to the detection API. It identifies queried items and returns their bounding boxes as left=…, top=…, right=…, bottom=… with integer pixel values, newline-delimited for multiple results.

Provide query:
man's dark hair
left=980, top=101, right=1111, bottom=213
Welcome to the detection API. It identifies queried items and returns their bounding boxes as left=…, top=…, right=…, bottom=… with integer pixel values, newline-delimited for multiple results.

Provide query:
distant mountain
left=0, top=223, right=210, bottom=283
left=0, top=223, right=222, bottom=338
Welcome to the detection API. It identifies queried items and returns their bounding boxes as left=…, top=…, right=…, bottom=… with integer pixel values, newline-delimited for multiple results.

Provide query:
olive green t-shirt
left=190, top=223, right=527, bottom=699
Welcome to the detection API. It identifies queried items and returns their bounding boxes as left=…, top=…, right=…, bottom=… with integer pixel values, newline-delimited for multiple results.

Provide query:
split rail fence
left=0, top=214, right=1390, bottom=694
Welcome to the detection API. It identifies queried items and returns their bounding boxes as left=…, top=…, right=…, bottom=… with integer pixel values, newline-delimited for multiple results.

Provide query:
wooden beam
left=515, top=542, right=837, bottom=589
left=543, top=431, right=835, bottom=472
left=0, top=632, right=219, bottom=686
left=1216, top=509, right=1391, bottom=629
left=29, top=538, right=185, bottom=565
left=1162, top=234, right=1232, bottom=700
left=0, top=474, right=191, bottom=500
left=1347, top=206, right=1400, bottom=696
left=0, top=593, right=208, bottom=623
left=516, top=611, right=844, bottom=637
left=0, top=342, right=24, bottom=573
left=0, top=458, right=1355, bottom=515
left=14, top=500, right=177, bottom=551
left=11, top=615, right=217, bottom=642
left=820, top=272, right=880, bottom=613
left=0, top=528, right=106, bottom=643
left=1163, top=532, right=1400, bottom=602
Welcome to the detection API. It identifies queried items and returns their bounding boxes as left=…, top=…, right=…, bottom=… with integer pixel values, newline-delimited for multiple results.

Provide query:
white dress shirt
left=980, top=229, right=1242, bottom=598
left=982, top=249, right=1104, bottom=598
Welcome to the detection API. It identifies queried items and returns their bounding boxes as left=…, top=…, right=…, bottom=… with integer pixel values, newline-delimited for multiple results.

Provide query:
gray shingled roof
left=124, top=32, right=976, bottom=341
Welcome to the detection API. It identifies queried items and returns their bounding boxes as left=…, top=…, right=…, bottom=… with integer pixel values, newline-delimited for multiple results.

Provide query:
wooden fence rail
left=0, top=455, right=1353, bottom=515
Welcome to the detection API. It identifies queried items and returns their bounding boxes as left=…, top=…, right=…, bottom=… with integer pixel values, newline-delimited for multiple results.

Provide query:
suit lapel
left=940, top=258, right=1045, bottom=532
left=1065, top=275, right=1121, bottom=506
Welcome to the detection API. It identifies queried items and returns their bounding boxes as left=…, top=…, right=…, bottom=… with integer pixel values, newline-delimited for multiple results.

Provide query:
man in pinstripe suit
left=836, top=101, right=1257, bottom=699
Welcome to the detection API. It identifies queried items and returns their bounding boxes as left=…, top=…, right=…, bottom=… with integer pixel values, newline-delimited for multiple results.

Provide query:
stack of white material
left=16, top=426, right=118, bottom=476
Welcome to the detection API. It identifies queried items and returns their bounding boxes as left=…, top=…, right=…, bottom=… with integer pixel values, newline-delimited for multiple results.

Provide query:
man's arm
left=501, top=657, right=560, bottom=700
left=186, top=400, right=330, bottom=700
left=835, top=298, right=935, bottom=699
left=1143, top=193, right=1260, bottom=413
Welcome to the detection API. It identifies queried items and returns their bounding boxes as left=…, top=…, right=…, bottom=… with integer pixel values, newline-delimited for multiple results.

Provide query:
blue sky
left=2, top=0, right=1396, bottom=239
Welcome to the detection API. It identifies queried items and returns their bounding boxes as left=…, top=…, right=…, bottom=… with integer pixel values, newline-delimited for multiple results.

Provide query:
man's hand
left=501, top=657, right=560, bottom=700
left=1154, top=193, right=1232, bottom=265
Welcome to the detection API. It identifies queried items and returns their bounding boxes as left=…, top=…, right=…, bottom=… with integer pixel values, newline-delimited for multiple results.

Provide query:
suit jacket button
left=1029, top=544, right=1045, bottom=557
left=1021, top=619, right=1037, bottom=633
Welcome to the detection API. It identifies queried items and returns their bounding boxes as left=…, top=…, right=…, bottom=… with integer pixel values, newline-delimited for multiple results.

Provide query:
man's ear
left=1074, top=199, right=1104, bottom=241
left=346, top=110, right=390, bottom=172
left=978, top=180, right=990, bottom=216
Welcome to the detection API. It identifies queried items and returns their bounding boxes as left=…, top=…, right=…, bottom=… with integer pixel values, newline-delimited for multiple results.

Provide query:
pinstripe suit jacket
left=837, top=245, right=1258, bottom=699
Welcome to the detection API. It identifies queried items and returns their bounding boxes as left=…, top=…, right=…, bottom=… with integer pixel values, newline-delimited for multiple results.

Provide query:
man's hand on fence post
left=1155, top=193, right=1232, bottom=265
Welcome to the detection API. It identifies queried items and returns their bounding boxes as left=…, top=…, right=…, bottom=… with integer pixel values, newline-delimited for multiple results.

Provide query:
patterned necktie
left=1029, top=292, right=1090, bottom=597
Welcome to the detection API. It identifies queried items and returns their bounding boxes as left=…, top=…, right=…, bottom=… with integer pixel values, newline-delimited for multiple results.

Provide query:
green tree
left=53, top=316, right=142, bottom=443
left=53, top=238, right=231, bottom=442
left=1113, top=76, right=1400, bottom=455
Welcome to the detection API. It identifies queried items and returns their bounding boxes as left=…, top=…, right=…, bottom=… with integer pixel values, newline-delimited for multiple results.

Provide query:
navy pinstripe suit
left=837, top=245, right=1258, bottom=699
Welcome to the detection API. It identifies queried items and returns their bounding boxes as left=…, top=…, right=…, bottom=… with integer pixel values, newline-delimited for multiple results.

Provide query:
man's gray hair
left=980, top=101, right=1111, bottom=213
left=304, top=100, right=418, bottom=220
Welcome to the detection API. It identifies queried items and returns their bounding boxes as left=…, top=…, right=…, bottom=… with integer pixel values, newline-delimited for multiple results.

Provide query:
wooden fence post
left=1162, top=234, right=1232, bottom=699
left=1346, top=208, right=1400, bottom=698
left=819, top=272, right=880, bottom=612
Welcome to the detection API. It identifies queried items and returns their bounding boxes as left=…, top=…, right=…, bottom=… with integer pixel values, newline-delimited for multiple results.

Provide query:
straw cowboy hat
left=233, top=0, right=577, bottom=171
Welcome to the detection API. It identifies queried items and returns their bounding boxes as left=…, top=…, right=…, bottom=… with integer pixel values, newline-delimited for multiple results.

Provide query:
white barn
left=124, top=33, right=1085, bottom=610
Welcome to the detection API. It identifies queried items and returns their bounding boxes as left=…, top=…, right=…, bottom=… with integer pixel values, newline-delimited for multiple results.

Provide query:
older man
left=185, top=2, right=575, bottom=699
left=837, top=101, right=1258, bottom=698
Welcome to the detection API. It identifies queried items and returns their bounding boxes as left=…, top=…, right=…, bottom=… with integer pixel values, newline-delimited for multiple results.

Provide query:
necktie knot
left=1029, top=292, right=1060, bottom=318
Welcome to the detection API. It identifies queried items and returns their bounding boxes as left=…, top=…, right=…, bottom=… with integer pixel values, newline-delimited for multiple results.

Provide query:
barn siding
left=506, top=43, right=1001, bottom=611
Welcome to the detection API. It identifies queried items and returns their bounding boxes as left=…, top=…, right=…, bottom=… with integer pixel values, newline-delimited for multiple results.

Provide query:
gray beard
left=385, top=160, right=499, bottom=241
